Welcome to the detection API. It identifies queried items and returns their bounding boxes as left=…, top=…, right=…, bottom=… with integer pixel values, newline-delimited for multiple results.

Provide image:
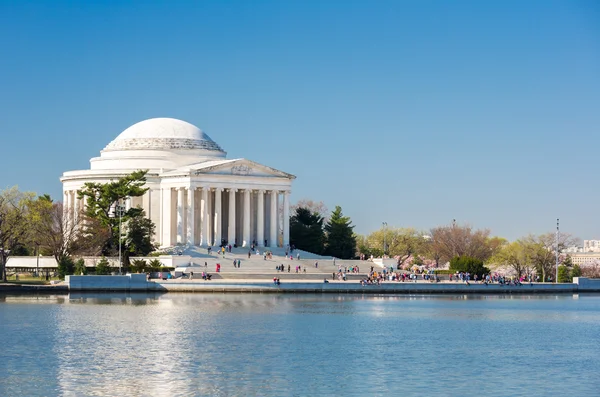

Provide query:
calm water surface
left=0, top=293, right=599, bottom=397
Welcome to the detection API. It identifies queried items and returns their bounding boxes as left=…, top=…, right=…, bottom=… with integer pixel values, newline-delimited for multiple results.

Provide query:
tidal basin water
left=1, top=293, right=599, bottom=397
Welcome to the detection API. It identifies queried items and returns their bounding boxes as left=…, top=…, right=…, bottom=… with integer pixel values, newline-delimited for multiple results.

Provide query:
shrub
left=95, top=257, right=111, bottom=275
left=130, top=259, right=147, bottom=273
left=148, top=259, right=163, bottom=272
left=449, top=256, right=490, bottom=278
left=571, top=264, right=582, bottom=279
left=74, top=258, right=87, bottom=275
left=557, top=265, right=571, bottom=283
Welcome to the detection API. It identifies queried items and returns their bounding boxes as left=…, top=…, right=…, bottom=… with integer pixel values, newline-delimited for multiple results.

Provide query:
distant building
left=583, top=240, right=600, bottom=253
left=564, top=246, right=583, bottom=253
left=570, top=253, right=600, bottom=266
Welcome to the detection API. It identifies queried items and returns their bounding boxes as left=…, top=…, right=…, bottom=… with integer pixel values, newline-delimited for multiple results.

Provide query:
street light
left=382, top=222, right=388, bottom=257
left=556, top=218, right=560, bottom=283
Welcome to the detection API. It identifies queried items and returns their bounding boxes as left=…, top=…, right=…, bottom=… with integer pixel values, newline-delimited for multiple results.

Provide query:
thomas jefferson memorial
left=61, top=118, right=295, bottom=249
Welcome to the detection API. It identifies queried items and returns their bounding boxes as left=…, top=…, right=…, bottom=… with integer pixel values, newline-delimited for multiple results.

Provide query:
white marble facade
left=61, top=118, right=294, bottom=248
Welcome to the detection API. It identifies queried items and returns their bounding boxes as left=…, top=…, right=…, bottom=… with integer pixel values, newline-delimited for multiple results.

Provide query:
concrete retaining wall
left=64, top=275, right=600, bottom=294
left=67, top=274, right=149, bottom=291
left=573, top=277, right=600, bottom=292
left=151, top=281, right=578, bottom=293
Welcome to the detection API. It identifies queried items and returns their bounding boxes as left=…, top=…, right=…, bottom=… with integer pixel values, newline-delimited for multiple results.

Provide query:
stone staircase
left=168, top=244, right=372, bottom=277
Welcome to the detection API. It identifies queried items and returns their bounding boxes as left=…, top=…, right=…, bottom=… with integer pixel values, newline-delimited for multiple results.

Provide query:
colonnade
left=62, top=186, right=291, bottom=249
left=63, top=190, right=85, bottom=226
left=161, top=187, right=289, bottom=248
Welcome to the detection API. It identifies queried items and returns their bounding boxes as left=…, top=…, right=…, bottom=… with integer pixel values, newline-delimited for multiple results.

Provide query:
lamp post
left=382, top=222, right=388, bottom=257
left=556, top=218, right=559, bottom=283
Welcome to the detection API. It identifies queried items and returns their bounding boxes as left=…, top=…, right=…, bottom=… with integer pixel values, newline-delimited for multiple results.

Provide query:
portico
left=61, top=118, right=295, bottom=249
left=158, top=184, right=289, bottom=248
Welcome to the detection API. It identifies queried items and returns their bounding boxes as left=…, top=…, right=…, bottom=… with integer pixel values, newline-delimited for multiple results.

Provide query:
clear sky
left=0, top=0, right=598, bottom=241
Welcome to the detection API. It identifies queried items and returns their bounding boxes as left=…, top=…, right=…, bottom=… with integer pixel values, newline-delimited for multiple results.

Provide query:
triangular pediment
left=190, top=158, right=295, bottom=179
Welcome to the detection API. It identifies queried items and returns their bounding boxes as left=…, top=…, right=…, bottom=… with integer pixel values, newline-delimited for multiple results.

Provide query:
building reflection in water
left=54, top=293, right=299, bottom=396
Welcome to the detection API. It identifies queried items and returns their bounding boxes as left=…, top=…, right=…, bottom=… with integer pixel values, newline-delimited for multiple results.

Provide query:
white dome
left=104, top=118, right=224, bottom=152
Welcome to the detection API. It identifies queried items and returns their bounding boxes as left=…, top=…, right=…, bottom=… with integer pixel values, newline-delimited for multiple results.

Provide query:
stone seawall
left=59, top=275, right=600, bottom=294
left=152, top=280, right=579, bottom=294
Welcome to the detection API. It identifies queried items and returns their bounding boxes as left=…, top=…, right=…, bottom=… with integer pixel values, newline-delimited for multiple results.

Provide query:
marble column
left=73, top=191, right=80, bottom=225
left=269, top=190, right=277, bottom=247
left=186, top=187, right=195, bottom=246
left=65, top=191, right=73, bottom=227
left=176, top=187, right=185, bottom=244
left=201, top=187, right=209, bottom=246
left=242, top=189, right=250, bottom=247
left=213, top=188, right=222, bottom=246
left=283, top=190, right=290, bottom=247
left=161, top=188, right=172, bottom=246
left=207, top=189, right=213, bottom=245
left=257, top=190, right=265, bottom=247
left=228, top=188, right=236, bottom=245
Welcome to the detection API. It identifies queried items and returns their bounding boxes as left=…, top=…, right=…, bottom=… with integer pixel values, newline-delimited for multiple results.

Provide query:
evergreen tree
left=324, top=206, right=356, bottom=259
left=57, top=256, right=75, bottom=279
left=289, top=207, right=325, bottom=254
left=78, top=170, right=155, bottom=262
left=557, top=265, right=571, bottom=283
left=449, top=256, right=490, bottom=278
left=125, top=210, right=157, bottom=258
left=95, top=257, right=111, bottom=275
left=74, top=258, right=87, bottom=275
left=571, top=264, right=582, bottom=279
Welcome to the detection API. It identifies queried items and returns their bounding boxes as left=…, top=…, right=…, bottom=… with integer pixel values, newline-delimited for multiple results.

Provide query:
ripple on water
left=0, top=293, right=599, bottom=396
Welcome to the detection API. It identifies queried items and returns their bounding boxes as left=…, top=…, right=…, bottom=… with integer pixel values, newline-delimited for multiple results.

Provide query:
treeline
left=356, top=222, right=585, bottom=282
left=289, top=203, right=356, bottom=259
left=0, top=171, right=156, bottom=280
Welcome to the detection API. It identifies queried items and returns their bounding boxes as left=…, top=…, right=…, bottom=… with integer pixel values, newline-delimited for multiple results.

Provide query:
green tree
left=490, top=240, right=532, bottom=277
left=449, top=256, right=490, bottom=279
left=74, top=258, right=87, bottom=275
left=126, top=211, right=157, bottom=257
left=562, top=255, right=573, bottom=268
left=57, top=256, right=75, bottom=279
left=523, top=233, right=578, bottom=283
left=571, top=264, right=582, bottom=280
left=148, top=258, right=163, bottom=271
left=557, top=265, right=571, bottom=283
left=355, top=234, right=382, bottom=258
left=78, top=170, right=152, bottom=262
left=324, top=206, right=356, bottom=259
left=130, top=259, right=147, bottom=273
left=357, top=227, right=425, bottom=266
left=95, top=257, right=111, bottom=275
left=389, top=228, right=427, bottom=268
left=0, top=187, right=34, bottom=281
left=290, top=207, right=325, bottom=254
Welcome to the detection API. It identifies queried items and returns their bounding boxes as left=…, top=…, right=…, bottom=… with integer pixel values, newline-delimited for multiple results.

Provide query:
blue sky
left=0, top=0, right=598, bottom=241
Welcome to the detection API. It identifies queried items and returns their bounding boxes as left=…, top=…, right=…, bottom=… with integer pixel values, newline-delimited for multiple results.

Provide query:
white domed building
left=61, top=118, right=294, bottom=249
